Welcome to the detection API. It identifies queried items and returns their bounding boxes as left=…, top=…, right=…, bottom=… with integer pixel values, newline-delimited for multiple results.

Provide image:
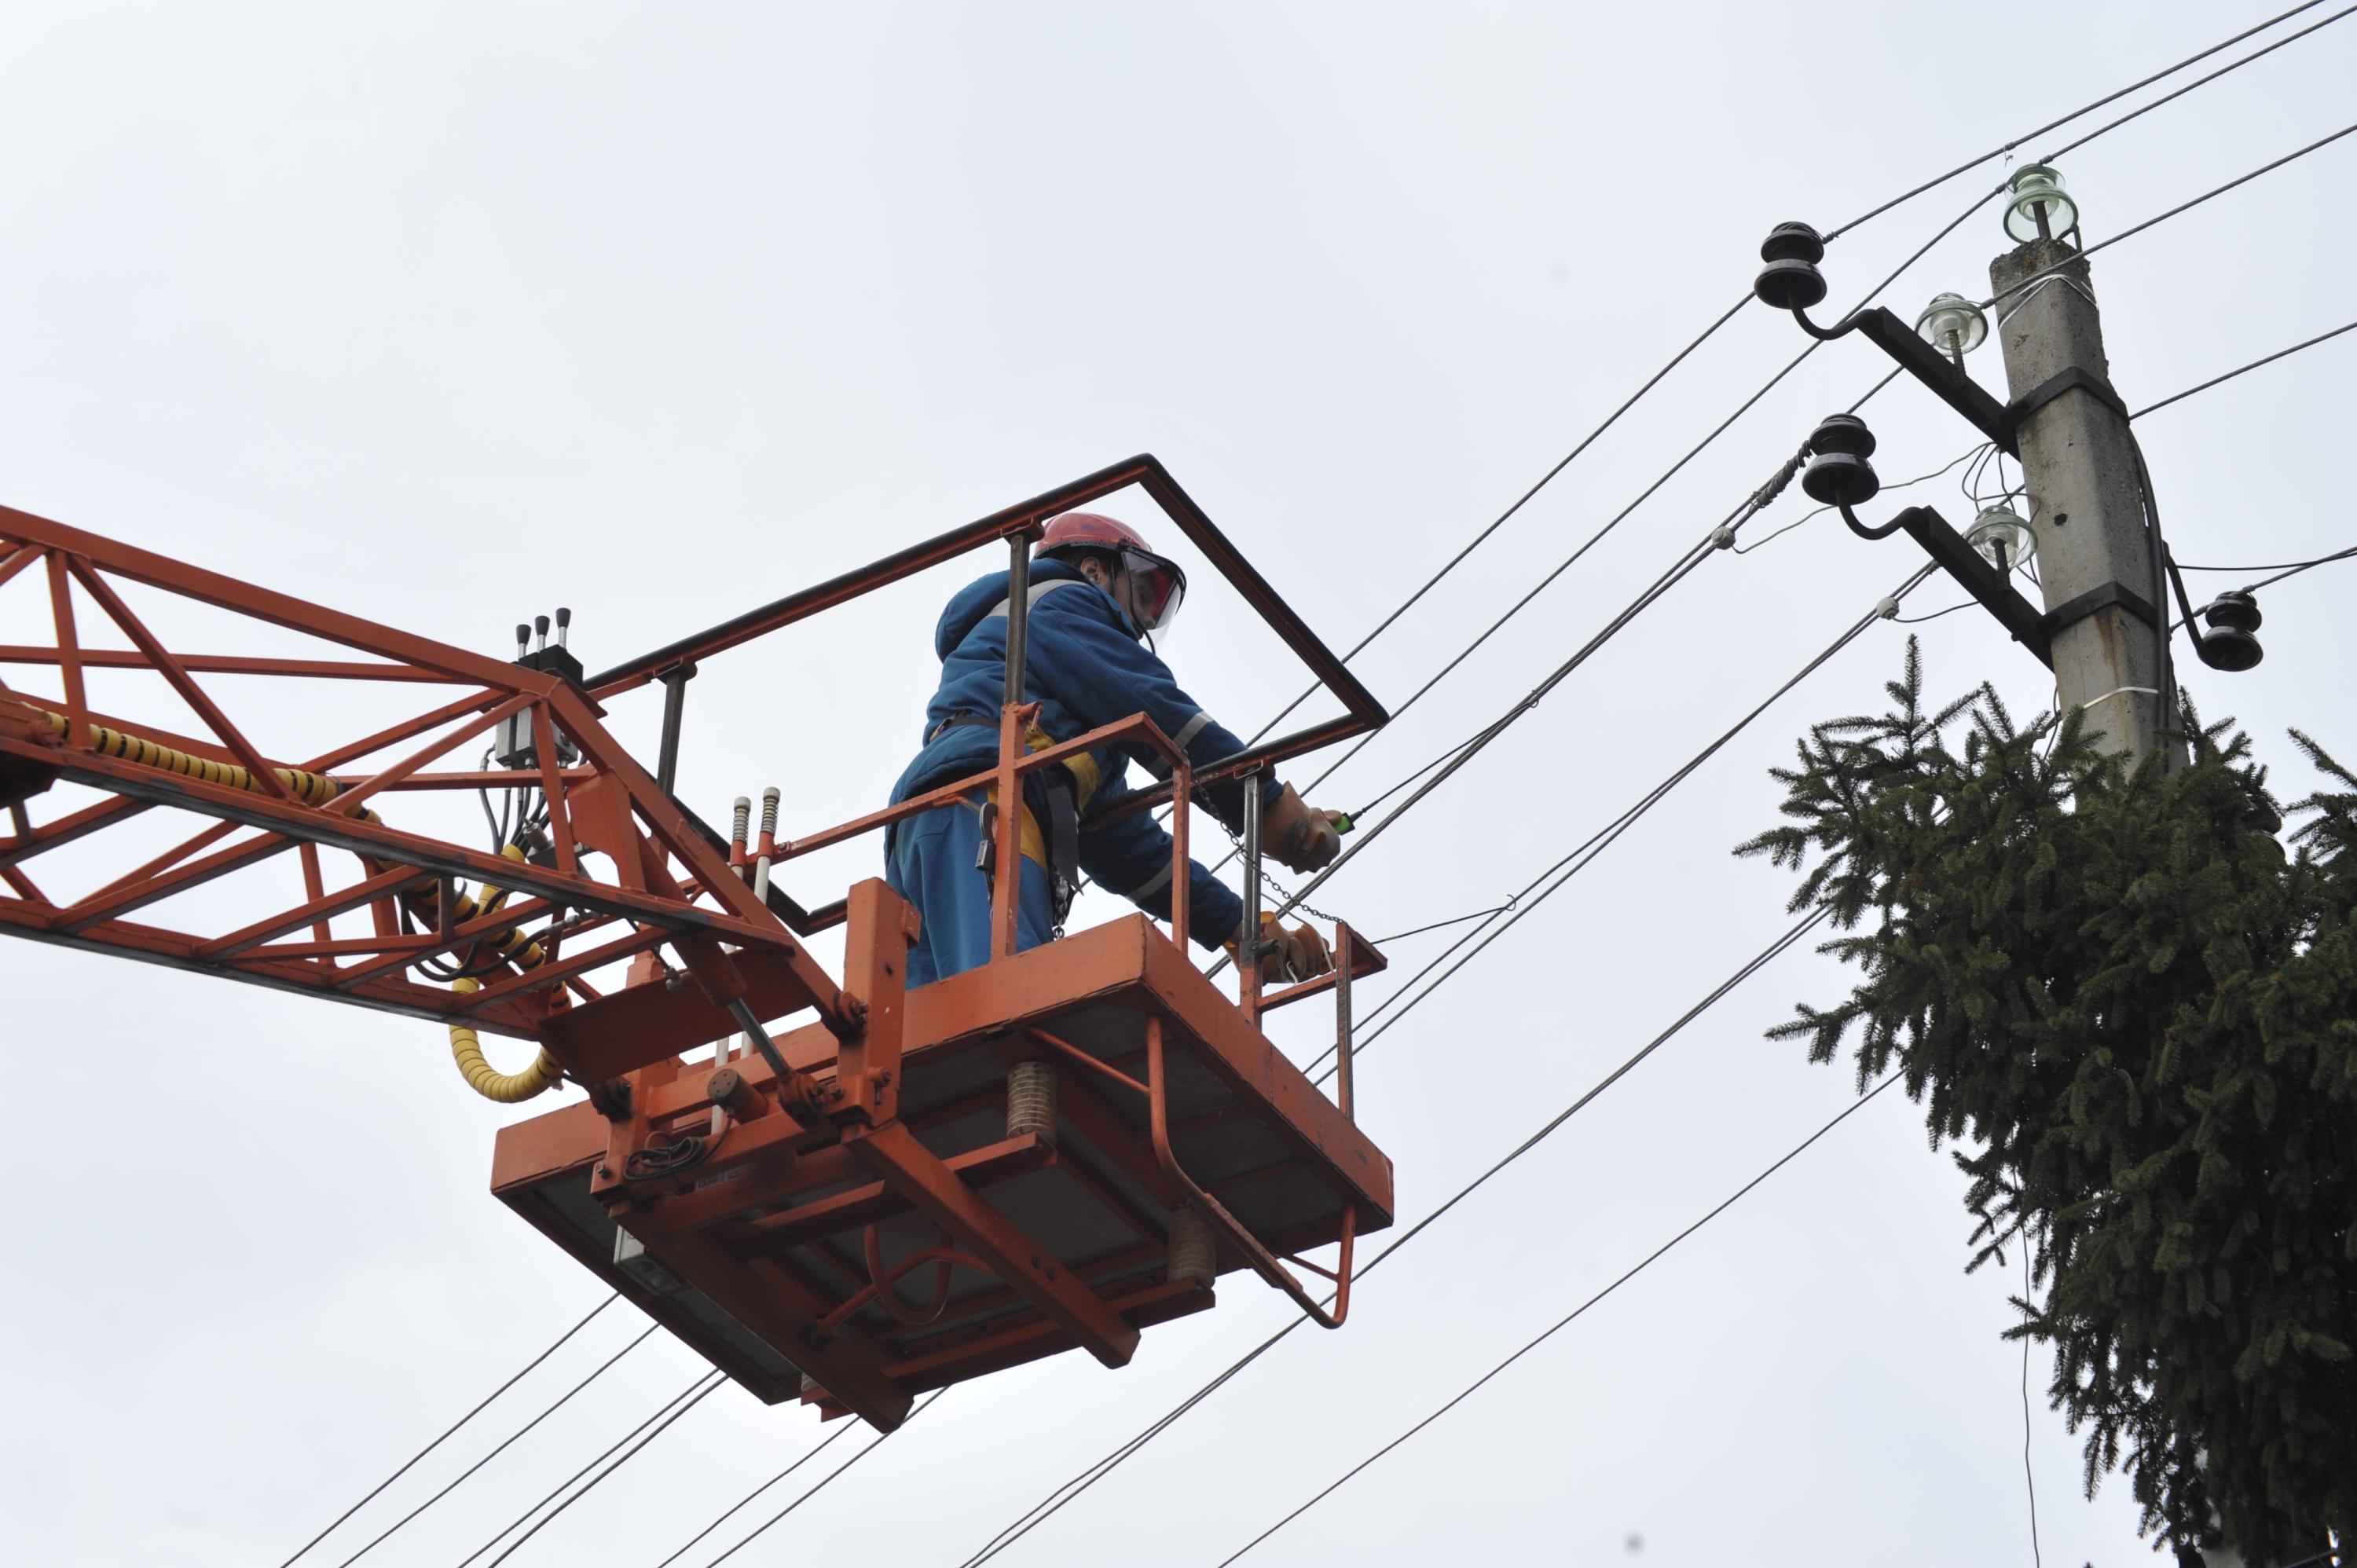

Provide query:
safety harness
left=927, top=712, right=1102, bottom=931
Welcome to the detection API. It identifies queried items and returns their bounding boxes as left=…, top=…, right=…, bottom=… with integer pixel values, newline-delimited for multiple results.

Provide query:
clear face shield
left=1116, top=546, right=1187, bottom=644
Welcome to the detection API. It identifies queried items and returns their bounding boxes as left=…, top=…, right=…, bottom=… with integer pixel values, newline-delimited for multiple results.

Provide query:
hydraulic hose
left=446, top=844, right=562, bottom=1103
left=449, top=976, right=564, bottom=1102
left=35, top=709, right=341, bottom=803
left=28, top=707, right=562, bottom=1102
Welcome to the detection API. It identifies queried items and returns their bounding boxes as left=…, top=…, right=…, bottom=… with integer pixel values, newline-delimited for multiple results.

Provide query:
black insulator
left=2203, top=589, right=2262, bottom=634
left=2197, top=590, right=2264, bottom=671
left=1802, top=452, right=1880, bottom=508
left=1759, top=222, right=1826, bottom=266
left=1806, top=412, right=1876, bottom=458
left=1802, top=413, right=1880, bottom=507
left=1754, top=222, right=1828, bottom=311
left=2198, top=626, right=2264, bottom=672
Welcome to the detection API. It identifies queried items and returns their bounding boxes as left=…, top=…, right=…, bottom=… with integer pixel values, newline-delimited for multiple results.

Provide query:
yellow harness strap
left=984, top=722, right=1102, bottom=872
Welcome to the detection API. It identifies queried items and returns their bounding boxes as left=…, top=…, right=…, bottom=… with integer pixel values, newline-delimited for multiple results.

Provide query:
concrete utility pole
left=1989, top=239, right=2174, bottom=765
left=1997, top=237, right=2264, bottom=1568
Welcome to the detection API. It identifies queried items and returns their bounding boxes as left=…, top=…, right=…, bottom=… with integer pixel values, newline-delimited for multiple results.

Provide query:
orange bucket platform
left=494, top=898, right=1391, bottom=1430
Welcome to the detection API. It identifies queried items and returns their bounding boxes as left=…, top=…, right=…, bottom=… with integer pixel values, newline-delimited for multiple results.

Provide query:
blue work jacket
left=887, top=558, right=1283, bottom=948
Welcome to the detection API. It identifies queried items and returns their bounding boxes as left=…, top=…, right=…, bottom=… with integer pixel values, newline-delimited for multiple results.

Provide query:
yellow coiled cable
left=35, top=708, right=560, bottom=1102
left=38, top=709, right=342, bottom=804
left=445, top=844, right=563, bottom=1102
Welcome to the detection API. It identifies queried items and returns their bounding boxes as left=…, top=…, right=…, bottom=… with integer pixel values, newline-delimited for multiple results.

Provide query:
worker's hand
left=1261, top=783, right=1346, bottom=874
left=1228, top=913, right=1334, bottom=984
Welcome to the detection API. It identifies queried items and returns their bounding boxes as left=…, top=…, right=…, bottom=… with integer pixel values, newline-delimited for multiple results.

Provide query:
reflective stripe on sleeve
left=1124, top=861, right=1176, bottom=903
left=1171, top=710, right=1212, bottom=749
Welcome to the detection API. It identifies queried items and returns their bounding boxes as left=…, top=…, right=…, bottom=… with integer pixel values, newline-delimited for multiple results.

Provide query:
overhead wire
left=274, top=1292, right=619, bottom=1568
left=1256, top=114, right=2354, bottom=931
left=959, top=900, right=1846, bottom=1566
left=1223, top=353, right=1889, bottom=885
left=1208, top=0, right=2340, bottom=782
left=2036, top=1, right=2354, bottom=167
left=652, top=1420, right=862, bottom=1568
left=1732, top=443, right=1988, bottom=555
left=2176, top=544, right=2357, bottom=575
left=332, top=1325, right=660, bottom=1567
left=2169, top=545, right=2357, bottom=631
left=1209, top=1075, right=1904, bottom=1566
left=1234, top=292, right=1754, bottom=754
left=1892, top=600, right=1978, bottom=625
left=1241, top=377, right=1921, bottom=949
left=480, top=1372, right=728, bottom=1568
left=702, top=1390, right=946, bottom=1566
left=1180, top=7, right=2341, bottom=898
left=2131, top=318, right=2357, bottom=419
left=1369, top=903, right=1516, bottom=945
left=2023, top=1280, right=2045, bottom=1568
left=1205, top=478, right=1775, bottom=975
left=453, top=1372, right=720, bottom=1568
left=1304, top=565, right=1936, bottom=1083
left=1982, top=120, right=2357, bottom=312
left=1817, top=0, right=2332, bottom=239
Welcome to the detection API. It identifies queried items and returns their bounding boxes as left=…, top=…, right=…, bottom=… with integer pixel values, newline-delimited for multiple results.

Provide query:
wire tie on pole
left=2075, top=683, right=2160, bottom=712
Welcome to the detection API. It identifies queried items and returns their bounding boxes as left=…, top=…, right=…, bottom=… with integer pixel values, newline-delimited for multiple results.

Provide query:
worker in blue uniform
left=884, top=511, right=1347, bottom=988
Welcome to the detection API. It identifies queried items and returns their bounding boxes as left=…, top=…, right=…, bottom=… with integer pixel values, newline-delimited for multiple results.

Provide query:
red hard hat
left=1039, top=511, right=1155, bottom=557
left=1037, top=511, right=1189, bottom=639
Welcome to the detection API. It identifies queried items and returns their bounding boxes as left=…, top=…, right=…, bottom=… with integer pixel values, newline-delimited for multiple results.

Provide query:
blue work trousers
left=886, top=800, right=1055, bottom=987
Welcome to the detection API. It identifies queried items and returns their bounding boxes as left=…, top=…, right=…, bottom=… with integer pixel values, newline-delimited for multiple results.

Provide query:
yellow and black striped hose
left=35, top=707, right=561, bottom=1102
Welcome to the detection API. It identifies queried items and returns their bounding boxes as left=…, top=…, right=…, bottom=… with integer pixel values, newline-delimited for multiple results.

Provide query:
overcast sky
left=4, top=4, right=2352, bottom=1566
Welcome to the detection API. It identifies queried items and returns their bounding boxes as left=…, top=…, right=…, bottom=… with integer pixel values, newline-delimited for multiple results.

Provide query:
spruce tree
left=1740, top=641, right=2355, bottom=1563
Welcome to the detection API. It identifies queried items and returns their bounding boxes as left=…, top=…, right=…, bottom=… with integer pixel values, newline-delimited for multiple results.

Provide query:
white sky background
left=2, top=3, right=2351, bottom=1564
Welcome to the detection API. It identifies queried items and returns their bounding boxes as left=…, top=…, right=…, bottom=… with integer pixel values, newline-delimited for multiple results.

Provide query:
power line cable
left=1215, top=1, right=2337, bottom=774
left=1193, top=14, right=2336, bottom=874
left=1246, top=419, right=1921, bottom=954
left=1209, top=496, right=1750, bottom=971
left=2037, top=2, right=2354, bottom=167
left=653, top=1420, right=861, bottom=1568
left=2023, top=1283, right=2045, bottom=1568
left=1306, top=566, right=1934, bottom=1082
left=1210, top=1075, right=1903, bottom=1566
left=2131, top=318, right=2357, bottom=419
left=1234, top=292, right=1754, bottom=755
left=1369, top=903, right=1516, bottom=945
left=1734, top=443, right=1989, bottom=555
left=1893, top=599, right=1978, bottom=625
left=2169, top=546, right=2357, bottom=631
left=1984, top=120, right=2357, bottom=312
left=959, top=902, right=1841, bottom=1566
left=273, top=1292, right=619, bottom=1568
left=2176, top=544, right=2357, bottom=574
left=1820, top=0, right=2332, bottom=238
left=453, top=1371, right=717, bottom=1568
left=481, top=1373, right=727, bottom=1568
left=703, top=1390, right=945, bottom=1566
left=1221, top=354, right=1891, bottom=881
left=332, top=1325, right=659, bottom=1567
left=2235, top=551, right=2357, bottom=592
left=1252, top=115, right=2351, bottom=918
